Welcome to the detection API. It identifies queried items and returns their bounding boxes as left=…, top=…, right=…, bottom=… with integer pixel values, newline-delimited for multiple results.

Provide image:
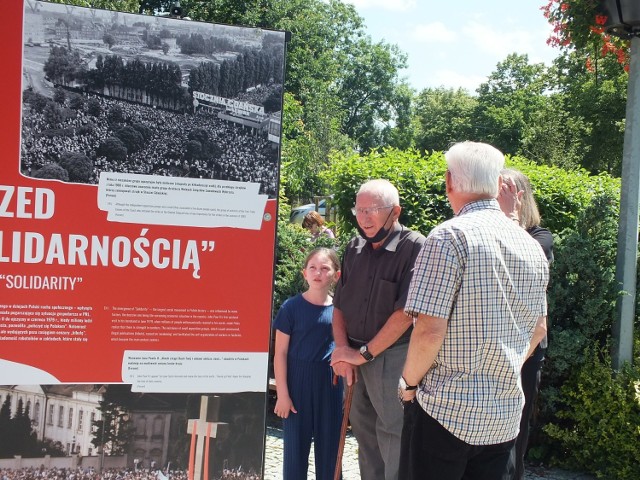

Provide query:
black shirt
left=333, top=223, right=426, bottom=343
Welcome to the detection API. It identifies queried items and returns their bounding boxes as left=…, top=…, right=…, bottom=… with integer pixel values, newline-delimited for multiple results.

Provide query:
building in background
left=0, top=385, right=104, bottom=457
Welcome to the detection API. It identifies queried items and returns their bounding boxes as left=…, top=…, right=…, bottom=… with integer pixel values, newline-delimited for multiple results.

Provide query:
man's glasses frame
left=350, top=205, right=394, bottom=216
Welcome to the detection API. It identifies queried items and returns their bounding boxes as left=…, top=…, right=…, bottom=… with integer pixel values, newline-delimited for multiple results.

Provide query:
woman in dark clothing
left=499, top=169, right=553, bottom=480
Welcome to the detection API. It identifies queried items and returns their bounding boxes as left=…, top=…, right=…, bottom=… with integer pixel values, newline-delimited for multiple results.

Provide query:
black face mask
left=357, top=208, right=395, bottom=244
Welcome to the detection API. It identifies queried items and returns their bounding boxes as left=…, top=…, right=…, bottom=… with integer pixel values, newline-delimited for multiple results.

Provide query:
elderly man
left=331, top=179, right=426, bottom=480
left=398, top=142, right=549, bottom=480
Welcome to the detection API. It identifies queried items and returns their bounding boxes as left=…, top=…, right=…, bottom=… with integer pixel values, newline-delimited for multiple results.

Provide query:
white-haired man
left=331, top=179, right=426, bottom=480
left=398, top=142, right=549, bottom=479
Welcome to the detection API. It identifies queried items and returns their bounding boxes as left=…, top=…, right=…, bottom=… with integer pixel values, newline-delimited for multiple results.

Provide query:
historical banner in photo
left=2, top=1, right=285, bottom=395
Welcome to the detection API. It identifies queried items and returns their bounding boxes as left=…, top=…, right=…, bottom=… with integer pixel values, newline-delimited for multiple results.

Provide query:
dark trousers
left=399, top=402, right=515, bottom=480
left=282, top=359, right=343, bottom=480
left=513, top=346, right=545, bottom=479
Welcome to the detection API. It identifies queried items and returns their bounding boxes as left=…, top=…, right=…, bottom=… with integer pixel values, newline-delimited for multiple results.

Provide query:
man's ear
left=392, top=205, right=402, bottom=221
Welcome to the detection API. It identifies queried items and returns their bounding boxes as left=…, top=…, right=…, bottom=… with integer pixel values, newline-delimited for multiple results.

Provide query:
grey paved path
left=263, top=425, right=596, bottom=480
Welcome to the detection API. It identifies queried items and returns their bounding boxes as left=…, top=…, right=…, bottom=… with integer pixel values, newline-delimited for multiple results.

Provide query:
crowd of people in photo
left=20, top=91, right=279, bottom=197
left=0, top=467, right=182, bottom=480
left=0, top=467, right=259, bottom=480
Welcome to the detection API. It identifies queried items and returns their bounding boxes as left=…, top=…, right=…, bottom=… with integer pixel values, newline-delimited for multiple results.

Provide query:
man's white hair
left=357, top=179, right=400, bottom=206
left=445, top=141, right=504, bottom=197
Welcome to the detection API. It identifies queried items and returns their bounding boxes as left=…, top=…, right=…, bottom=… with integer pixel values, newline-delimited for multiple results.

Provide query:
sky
left=344, top=0, right=560, bottom=93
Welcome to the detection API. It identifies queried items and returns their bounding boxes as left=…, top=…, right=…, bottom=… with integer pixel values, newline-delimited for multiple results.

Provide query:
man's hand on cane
left=331, top=360, right=358, bottom=386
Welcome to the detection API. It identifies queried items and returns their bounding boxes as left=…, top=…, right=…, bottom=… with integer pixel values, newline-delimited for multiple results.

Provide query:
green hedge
left=322, top=148, right=620, bottom=237
left=544, top=349, right=640, bottom=480
left=505, top=156, right=620, bottom=234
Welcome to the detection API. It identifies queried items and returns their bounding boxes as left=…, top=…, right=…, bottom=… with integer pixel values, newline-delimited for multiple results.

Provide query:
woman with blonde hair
left=498, top=168, right=553, bottom=480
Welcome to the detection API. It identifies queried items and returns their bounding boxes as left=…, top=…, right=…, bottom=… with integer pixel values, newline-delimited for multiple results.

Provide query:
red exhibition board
left=0, top=0, right=284, bottom=392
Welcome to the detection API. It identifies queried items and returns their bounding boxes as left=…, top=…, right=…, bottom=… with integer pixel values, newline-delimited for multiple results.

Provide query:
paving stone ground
left=262, top=391, right=596, bottom=480
left=262, top=425, right=596, bottom=480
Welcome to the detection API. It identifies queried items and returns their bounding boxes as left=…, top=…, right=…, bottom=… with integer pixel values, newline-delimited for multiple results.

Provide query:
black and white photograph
left=0, top=385, right=265, bottom=480
left=20, top=0, right=286, bottom=198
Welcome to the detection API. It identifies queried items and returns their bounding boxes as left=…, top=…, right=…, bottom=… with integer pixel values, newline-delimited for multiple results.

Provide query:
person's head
left=302, top=210, right=325, bottom=233
left=353, top=179, right=401, bottom=247
left=501, top=169, right=541, bottom=229
left=302, top=247, right=341, bottom=290
left=445, top=141, right=505, bottom=212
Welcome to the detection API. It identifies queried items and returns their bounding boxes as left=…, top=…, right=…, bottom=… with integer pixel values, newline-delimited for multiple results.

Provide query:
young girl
left=273, top=247, right=343, bottom=480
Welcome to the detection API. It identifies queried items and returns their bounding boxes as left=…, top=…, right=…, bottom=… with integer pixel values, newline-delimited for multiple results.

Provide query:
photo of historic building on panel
left=20, top=0, right=285, bottom=197
left=0, top=385, right=265, bottom=479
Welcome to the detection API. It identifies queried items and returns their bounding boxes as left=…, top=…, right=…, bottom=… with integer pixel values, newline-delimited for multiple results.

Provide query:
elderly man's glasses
left=351, top=205, right=393, bottom=216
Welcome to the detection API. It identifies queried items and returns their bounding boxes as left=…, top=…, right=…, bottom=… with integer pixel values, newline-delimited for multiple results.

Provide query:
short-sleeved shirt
left=333, top=223, right=426, bottom=344
left=273, top=294, right=334, bottom=362
left=405, top=199, right=549, bottom=445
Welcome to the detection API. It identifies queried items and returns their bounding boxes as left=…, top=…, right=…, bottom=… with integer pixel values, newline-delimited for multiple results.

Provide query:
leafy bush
left=87, top=98, right=102, bottom=117
left=272, top=220, right=310, bottom=314
left=530, top=194, right=621, bottom=464
left=22, top=89, right=49, bottom=111
left=31, top=163, right=69, bottom=181
left=113, top=125, right=145, bottom=154
left=76, top=122, right=96, bottom=136
left=69, top=94, right=85, bottom=111
left=545, top=195, right=619, bottom=390
left=544, top=349, right=640, bottom=480
left=322, top=148, right=620, bottom=238
left=131, top=122, right=153, bottom=142
left=107, top=105, right=126, bottom=124
left=58, top=152, right=93, bottom=183
left=53, top=88, right=66, bottom=105
left=97, top=137, right=128, bottom=163
left=506, top=156, right=620, bottom=233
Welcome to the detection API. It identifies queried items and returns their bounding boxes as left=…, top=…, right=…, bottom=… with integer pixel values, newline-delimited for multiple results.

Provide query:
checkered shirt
left=405, top=199, right=549, bottom=445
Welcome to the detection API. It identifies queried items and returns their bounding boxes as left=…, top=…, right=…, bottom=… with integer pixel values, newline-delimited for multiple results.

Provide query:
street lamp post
left=601, top=0, right=640, bottom=369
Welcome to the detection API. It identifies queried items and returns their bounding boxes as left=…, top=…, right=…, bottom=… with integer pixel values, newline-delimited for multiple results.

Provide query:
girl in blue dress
left=273, top=247, right=343, bottom=480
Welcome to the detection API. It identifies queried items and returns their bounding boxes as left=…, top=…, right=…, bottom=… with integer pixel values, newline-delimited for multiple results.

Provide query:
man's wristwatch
left=359, top=344, right=375, bottom=362
left=399, top=376, right=417, bottom=391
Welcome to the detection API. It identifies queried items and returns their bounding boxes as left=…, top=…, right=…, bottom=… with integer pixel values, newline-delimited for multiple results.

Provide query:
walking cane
left=334, top=374, right=354, bottom=480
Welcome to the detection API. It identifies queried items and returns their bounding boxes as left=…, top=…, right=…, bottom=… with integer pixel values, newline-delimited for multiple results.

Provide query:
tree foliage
left=414, top=87, right=477, bottom=154
left=113, top=125, right=146, bottom=153
left=91, top=384, right=134, bottom=455
left=32, top=163, right=70, bottom=181
left=540, top=195, right=620, bottom=430
left=280, top=93, right=351, bottom=202
left=58, top=152, right=94, bottom=183
left=542, top=0, right=629, bottom=66
left=550, top=51, right=627, bottom=174
left=98, top=137, right=128, bottom=163
left=411, top=51, right=627, bottom=176
left=336, top=39, right=407, bottom=150
left=543, top=349, right=640, bottom=479
left=474, top=54, right=551, bottom=156
left=0, top=395, right=40, bottom=458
